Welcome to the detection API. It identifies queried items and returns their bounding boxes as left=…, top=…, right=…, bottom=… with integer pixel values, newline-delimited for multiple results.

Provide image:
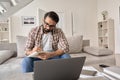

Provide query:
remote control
left=99, top=64, right=109, bottom=68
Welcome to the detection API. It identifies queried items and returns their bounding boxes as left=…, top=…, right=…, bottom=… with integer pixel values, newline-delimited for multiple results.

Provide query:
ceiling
left=0, top=0, right=33, bottom=21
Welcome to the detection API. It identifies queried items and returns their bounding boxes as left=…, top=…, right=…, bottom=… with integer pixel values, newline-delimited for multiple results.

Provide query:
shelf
left=0, top=40, right=9, bottom=42
left=0, top=39, right=9, bottom=42
left=98, top=36, right=108, bottom=38
left=0, top=40, right=9, bottom=43
left=102, top=28, right=108, bottom=30
left=0, top=19, right=9, bottom=43
left=0, top=31, right=8, bottom=32
left=98, top=19, right=114, bottom=51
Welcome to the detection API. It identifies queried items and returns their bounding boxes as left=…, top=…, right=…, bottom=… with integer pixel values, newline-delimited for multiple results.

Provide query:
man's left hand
left=37, top=52, right=53, bottom=60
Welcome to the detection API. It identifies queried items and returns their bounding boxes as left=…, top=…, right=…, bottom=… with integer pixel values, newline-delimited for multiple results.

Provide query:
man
left=22, top=11, right=71, bottom=73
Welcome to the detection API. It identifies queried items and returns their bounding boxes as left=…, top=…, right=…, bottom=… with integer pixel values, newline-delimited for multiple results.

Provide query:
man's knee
left=22, top=57, right=33, bottom=64
left=22, top=57, right=35, bottom=68
left=60, top=53, right=71, bottom=59
left=21, top=57, right=33, bottom=73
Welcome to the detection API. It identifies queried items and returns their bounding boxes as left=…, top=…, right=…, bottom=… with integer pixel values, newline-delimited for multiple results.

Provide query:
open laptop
left=34, top=57, right=86, bottom=80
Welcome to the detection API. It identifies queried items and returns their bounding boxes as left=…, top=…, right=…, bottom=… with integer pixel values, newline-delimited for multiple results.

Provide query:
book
left=80, top=66, right=103, bottom=79
left=102, top=72, right=118, bottom=80
left=103, top=66, right=120, bottom=79
left=81, top=70, right=97, bottom=76
left=27, top=51, right=46, bottom=57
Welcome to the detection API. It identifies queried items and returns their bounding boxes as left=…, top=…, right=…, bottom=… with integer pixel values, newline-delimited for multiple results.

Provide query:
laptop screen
left=34, top=57, right=86, bottom=80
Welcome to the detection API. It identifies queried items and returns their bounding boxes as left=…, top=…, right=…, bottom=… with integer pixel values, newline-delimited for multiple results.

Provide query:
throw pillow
left=0, top=50, right=14, bottom=64
left=83, top=46, right=113, bottom=56
left=16, top=36, right=27, bottom=58
left=67, top=35, right=83, bottom=54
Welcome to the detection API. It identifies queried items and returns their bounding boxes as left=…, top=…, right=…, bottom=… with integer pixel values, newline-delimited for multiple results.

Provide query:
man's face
left=43, top=16, right=56, bottom=33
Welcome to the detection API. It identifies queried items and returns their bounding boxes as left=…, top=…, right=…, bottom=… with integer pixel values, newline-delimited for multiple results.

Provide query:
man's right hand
left=26, top=46, right=42, bottom=56
left=32, top=46, right=42, bottom=52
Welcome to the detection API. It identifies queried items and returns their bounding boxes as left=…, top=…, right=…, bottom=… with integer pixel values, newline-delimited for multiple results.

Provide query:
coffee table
left=79, top=63, right=116, bottom=80
left=18, top=64, right=110, bottom=80
left=18, top=72, right=108, bottom=80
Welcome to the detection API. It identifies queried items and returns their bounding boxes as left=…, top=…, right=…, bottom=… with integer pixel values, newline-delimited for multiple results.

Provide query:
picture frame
left=22, top=16, right=36, bottom=26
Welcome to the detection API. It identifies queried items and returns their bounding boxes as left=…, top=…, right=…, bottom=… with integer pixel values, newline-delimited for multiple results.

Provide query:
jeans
left=21, top=53, right=71, bottom=73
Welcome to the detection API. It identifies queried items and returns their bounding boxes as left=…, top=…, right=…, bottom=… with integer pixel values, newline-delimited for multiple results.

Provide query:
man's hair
left=44, top=11, right=59, bottom=23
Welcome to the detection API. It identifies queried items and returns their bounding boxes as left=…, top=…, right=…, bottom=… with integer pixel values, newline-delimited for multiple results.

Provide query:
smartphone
left=99, top=64, right=110, bottom=68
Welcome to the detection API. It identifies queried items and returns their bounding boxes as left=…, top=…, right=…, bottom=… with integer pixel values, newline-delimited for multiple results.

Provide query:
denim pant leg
left=21, top=53, right=71, bottom=73
left=59, top=53, right=71, bottom=59
left=47, top=53, right=71, bottom=60
left=21, top=57, right=41, bottom=73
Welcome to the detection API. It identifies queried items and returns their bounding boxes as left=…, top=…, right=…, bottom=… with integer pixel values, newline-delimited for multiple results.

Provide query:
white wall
left=97, top=0, right=120, bottom=53
left=11, top=0, right=98, bottom=46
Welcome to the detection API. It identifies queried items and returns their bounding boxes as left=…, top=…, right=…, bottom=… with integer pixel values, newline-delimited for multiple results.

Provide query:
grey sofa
left=0, top=35, right=115, bottom=80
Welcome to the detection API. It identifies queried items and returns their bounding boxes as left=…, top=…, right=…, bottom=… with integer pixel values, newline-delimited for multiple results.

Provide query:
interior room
left=0, top=0, right=120, bottom=80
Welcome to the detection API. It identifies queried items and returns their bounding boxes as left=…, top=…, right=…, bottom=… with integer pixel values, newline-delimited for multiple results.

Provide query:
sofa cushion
left=16, top=35, right=83, bottom=56
left=83, top=46, right=113, bottom=56
left=0, top=50, right=14, bottom=64
left=70, top=52, right=115, bottom=65
left=16, top=36, right=27, bottom=58
left=67, top=35, right=83, bottom=53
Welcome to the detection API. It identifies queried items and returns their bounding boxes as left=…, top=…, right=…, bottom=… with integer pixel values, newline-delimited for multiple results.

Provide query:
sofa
left=0, top=35, right=115, bottom=80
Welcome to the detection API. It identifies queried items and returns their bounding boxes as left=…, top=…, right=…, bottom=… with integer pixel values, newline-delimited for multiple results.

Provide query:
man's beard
left=43, top=28, right=52, bottom=33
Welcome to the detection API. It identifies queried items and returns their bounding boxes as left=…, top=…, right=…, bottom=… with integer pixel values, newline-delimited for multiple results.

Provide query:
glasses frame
left=44, top=21, right=56, bottom=28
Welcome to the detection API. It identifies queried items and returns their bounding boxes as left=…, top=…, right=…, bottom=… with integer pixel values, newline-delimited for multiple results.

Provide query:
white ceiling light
left=0, top=5, right=7, bottom=14
left=11, top=0, right=18, bottom=6
left=0, top=2, right=12, bottom=10
left=0, top=0, right=33, bottom=21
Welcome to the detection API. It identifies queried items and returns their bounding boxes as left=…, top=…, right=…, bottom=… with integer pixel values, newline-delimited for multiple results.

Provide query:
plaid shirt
left=25, top=25, right=69, bottom=53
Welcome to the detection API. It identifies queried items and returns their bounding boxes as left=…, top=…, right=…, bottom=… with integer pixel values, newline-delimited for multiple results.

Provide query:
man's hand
left=37, top=52, right=53, bottom=60
left=25, top=46, right=42, bottom=56
left=32, top=46, right=42, bottom=52
left=37, top=49, right=64, bottom=60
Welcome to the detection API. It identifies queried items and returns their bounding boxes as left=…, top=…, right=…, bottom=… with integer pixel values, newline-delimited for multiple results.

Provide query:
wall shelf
left=0, top=19, right=9, bottom=43
left=98, top=19, right=115, bottom=51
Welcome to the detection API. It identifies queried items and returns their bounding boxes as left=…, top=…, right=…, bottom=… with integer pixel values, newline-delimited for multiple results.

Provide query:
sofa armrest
left=83, top=46, right=113, bottom=56
left=0, top=43, right=17, bottom=57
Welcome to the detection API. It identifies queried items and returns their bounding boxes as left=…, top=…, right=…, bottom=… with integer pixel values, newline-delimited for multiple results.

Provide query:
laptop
left=34, top=57, right=86, bottom=80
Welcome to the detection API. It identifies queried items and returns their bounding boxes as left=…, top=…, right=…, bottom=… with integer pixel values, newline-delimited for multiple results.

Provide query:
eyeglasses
left=44, top=21, right=56, bottom=28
